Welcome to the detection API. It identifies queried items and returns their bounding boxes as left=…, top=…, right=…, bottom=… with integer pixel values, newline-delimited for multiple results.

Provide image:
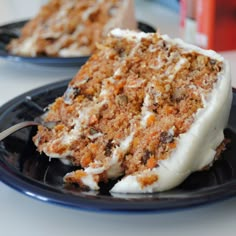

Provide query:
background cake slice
left=33, top=29, right=232, bottom=193
left=7, top=0, right=137, bottom=57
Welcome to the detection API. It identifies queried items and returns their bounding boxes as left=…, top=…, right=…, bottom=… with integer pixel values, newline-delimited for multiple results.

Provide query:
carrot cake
left=33, top=29, right=232, bottom=193
left=7, top=0, right=136, bottom=57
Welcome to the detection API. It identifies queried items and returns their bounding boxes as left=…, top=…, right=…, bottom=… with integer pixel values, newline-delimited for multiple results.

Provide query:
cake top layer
left=33, top=29, right=231, bottom=193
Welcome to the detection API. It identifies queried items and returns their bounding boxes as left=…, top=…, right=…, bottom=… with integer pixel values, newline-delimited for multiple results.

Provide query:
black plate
left=0, top=20, right=156, bottom=67
left=0, top=80, right=236, bottom=213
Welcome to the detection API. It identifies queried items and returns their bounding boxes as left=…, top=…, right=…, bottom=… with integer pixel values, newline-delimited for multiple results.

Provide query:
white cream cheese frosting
left=110, top=34, right=232, bottom=193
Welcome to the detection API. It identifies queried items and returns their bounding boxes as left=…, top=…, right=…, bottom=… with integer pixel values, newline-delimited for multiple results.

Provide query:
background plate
left=0, top=20, right=156, bottom=67
left=0, top=80, right=236, bottom=213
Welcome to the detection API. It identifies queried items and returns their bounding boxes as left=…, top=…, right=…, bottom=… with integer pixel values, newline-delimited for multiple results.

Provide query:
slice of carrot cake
left=33, top=29, right=232, bottom=193
left=7, top=0, right=136, bottom=57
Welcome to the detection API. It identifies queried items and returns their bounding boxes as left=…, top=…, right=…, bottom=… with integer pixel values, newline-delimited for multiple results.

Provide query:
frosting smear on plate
left=33, top=29, right=232, bottom=193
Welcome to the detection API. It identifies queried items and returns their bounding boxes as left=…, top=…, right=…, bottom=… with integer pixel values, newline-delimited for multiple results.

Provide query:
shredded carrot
left=74, top=170, right=87, bottom=178
left=89, top=115, right=98, bottom=125
left=146, top=114, right=156, bottom=127
left=54, top=124, right=65, bottom=132
left=146, top=156, right=157, bottom=169
left=81, top=154, right=92, bottom=167
left=137, top=174, right=158, bottom=188
left=168, top=142, right=177, bottom=149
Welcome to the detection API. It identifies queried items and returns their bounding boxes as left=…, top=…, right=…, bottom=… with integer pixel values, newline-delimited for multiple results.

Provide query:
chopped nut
left=164, top=84, right=171, bottom=92
left=63, top=87, right=81, bottom=105
left=105, top=139, right=114, bottom=156
left=209, top=59, right=216, bottom=65
left=141, top=150, right=153, bottom=164
left=116, top=94, right=128, bottom=106
left=160, top=131, right=174, bottom=143
left=85, top=94, right=93, bottom=100
left=89, top=127, right=98, bottom=135
left=115, top=47, right=125, bottom=57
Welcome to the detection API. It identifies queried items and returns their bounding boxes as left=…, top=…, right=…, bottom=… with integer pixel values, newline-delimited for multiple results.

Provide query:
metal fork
left=0, top=120, right=57, bottom=141
left=0, top=121, right=40, bottom=141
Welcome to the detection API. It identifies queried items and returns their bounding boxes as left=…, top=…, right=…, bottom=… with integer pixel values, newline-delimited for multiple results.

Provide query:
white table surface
left=0, top=1, right=236, bottom=235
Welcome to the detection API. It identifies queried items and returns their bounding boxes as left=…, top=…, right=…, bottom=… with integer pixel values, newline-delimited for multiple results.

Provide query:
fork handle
left=0, top=121, right=39, bottom=141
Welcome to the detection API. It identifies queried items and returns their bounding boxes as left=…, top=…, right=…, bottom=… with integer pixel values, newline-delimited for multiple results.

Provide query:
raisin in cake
left=33, top=29, right=232, bottom=193
left=7, top=0, right=136, bottom=57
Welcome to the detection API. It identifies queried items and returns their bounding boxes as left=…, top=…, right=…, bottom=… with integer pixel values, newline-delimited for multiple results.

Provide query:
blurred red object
left=181, top=0, right=236, bottom=51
